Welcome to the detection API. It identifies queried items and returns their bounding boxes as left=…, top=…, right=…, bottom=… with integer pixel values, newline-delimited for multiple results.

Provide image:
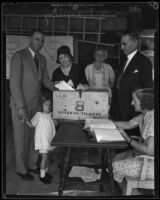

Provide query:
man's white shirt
left=28, top=46, right=36, bottom=58
left=123, top=50, right=138, bottom=71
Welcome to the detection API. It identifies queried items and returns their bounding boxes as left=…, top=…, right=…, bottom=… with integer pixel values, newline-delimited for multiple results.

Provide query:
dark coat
left=52, top=63, right=88, bottom=88
left=114, top=51, right=153, bottom=121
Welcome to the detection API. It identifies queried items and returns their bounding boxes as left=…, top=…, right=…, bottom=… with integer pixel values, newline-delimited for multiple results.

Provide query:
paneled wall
left=3, top=15, right=127, bottom=42
left=3, top=14, right=127, bottom=74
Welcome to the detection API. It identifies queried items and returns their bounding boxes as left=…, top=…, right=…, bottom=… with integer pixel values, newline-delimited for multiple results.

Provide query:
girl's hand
left=118, top=128, right=130, bottom=142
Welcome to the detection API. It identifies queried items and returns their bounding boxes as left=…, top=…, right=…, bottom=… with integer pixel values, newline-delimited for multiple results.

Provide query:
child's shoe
left=40, top=176, right=51, bottom=184
left=46, top=173, right=52, bottom=180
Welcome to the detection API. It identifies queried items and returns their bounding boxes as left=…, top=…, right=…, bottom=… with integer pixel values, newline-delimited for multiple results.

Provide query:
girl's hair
left=40, top=96, right=52, bottom=111
left=133, top=88, right=154, bottom=111
left=94, top=48, right=108, bottom=59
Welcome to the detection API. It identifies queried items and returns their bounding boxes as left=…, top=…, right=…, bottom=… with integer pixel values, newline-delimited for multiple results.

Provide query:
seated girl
left=112, top=88, right=154, bottom=195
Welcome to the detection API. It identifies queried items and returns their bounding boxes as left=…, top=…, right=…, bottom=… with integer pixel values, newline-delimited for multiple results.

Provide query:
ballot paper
left=68, top=166, right=101, bottom=182
left=84, top=118, right=116, bottom=131
left=55, top=81, right=75, bottom=90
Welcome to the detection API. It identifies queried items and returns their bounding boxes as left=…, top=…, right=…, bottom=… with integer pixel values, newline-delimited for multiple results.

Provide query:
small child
left=25, top=97, right=56, bottom=184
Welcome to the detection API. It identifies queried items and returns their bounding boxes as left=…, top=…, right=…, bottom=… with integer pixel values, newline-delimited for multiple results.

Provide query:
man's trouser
left=11, top=106, right=39, bottom=174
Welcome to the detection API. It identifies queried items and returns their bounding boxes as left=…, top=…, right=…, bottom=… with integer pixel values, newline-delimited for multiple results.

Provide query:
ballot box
left=53, top=90, right=109, bottom=120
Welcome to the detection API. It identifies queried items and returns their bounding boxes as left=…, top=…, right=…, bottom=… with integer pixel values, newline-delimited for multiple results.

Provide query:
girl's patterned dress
left=112, top=110, right=154, bottom=182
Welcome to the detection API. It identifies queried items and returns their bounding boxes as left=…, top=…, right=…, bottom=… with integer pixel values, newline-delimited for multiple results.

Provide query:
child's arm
left=24, top=119, right=34, bottom=128
left=114, top=121, right=138, bottom=130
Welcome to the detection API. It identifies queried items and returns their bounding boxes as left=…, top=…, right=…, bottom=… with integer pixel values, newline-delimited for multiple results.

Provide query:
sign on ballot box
left=53, top=90, right=109, bottom=120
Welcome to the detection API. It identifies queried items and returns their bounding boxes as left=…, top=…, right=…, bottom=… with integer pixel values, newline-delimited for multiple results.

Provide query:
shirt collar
left=28, top=46, right=36, bottom=58
left=127, top=50, right=138, bottom=61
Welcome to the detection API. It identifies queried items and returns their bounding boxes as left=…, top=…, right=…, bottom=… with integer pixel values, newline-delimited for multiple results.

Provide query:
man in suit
left=10, top=30, right=56, bottom=181
left=112, top=32, right=153, bottom=123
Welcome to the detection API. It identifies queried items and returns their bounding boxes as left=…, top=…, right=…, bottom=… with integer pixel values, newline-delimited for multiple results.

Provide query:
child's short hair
left=40, top=96, right=52, bottom=111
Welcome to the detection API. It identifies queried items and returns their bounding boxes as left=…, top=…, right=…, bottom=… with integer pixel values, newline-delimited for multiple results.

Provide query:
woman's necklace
left=94, top=62, right=103, bottom=72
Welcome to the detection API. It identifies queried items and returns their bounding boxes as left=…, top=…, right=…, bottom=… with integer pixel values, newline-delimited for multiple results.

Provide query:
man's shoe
left=28, top=168, right=40, bottom=174
left=17, top=172, right=34, bottom=181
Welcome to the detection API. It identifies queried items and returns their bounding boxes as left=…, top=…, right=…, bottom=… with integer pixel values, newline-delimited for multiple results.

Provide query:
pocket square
left=133, top=69, right=139, bottom=73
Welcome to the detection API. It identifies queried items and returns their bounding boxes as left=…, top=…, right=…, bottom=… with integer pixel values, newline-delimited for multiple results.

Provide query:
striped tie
left=34, top=53, right=39, bottom=71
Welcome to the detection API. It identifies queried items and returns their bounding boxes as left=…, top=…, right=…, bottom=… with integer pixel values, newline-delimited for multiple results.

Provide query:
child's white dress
left=31, top=112, right=56, bottom=152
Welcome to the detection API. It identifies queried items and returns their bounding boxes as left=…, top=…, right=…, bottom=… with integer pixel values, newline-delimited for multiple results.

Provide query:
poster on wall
left=6, top=35, right=73, bottom=79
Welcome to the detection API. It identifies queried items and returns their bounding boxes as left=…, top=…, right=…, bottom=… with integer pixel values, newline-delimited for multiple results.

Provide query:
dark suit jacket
left=52, top=63, right=88, bottom=88
left=10, top=47, right=55, bottom=110
left=115, top=51, right=153, bottom=121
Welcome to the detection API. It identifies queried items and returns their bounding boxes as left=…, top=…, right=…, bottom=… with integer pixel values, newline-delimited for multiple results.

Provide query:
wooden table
left=52, top=121, right=128, bottom=196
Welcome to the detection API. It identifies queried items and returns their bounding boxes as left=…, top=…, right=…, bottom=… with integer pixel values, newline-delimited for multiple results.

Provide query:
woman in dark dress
left=52, top=46, right=89, bottom=90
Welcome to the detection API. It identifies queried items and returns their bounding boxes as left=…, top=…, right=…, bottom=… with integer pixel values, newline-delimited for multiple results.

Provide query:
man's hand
left=18, top=108, right=28, bottom=122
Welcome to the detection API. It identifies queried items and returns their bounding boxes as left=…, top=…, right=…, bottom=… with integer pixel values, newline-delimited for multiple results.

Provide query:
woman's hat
left=56, top=45, right=74, bottom=64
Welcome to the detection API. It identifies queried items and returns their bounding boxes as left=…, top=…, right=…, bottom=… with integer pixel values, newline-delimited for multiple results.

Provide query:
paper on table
left=84, top=118, right=116, bottom=131
left=68, top=166, right=101, bottom=180
left=92, top=128, right=125, bottom=142
left=55, top=81, right=75, bottom=90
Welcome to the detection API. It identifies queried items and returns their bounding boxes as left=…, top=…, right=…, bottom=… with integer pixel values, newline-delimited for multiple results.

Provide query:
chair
left=125, top=154, right=154, bottom=195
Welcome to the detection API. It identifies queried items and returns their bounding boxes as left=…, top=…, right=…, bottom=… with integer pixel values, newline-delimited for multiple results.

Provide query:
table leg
left=58, top=147, right=71, bottom=196
left=107, top=149, right=116, bottom=195
left=99, top=148, right=107, bottom=192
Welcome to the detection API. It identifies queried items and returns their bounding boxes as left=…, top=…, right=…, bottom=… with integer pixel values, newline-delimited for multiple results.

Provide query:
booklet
left=84, top=118, right=116, bottom=131
left=92, top=128, right=125, bottom=143
left=84, top=118, right=125, bottom=143
left=55, top=80, right=75, bottom=90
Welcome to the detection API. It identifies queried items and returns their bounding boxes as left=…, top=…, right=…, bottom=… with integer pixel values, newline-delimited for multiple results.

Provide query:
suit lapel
left=121, top=52, right=139, bottom=78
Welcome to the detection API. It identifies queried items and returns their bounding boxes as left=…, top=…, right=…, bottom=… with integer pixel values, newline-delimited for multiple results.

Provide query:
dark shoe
left=40, top=176, right=51, bottom=184
left=28, top=168, right=40, bottom=174
left=17, top=172, right=34, bottom=181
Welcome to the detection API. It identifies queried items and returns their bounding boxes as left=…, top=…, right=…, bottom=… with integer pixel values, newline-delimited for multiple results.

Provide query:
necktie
left=34, top=53, right=39, bottom=71
left=116, top=57, right=128, bottom=89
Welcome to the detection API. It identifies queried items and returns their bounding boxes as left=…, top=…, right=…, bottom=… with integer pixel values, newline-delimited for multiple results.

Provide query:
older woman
left=52, top=45, right=88, bottom=90
left=85, top=48, right=115, bottom=90
left=112, top=88, right=154, bottom=195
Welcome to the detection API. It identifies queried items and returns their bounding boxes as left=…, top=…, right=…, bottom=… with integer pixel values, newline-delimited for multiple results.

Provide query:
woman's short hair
left=133, top=88, right=154, bottom=111
left=56, top=45, right=73, bottom=64
left=94, top=48, right=108, bottom=59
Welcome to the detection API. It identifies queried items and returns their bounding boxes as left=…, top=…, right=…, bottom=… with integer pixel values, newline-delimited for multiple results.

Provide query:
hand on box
left=76, top=84, right=89, bottom=90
